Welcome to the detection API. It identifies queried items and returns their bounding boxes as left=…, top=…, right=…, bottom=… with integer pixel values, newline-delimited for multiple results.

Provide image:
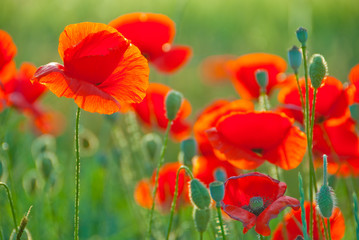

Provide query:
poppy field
left=1, top=0, right=359, bottom=239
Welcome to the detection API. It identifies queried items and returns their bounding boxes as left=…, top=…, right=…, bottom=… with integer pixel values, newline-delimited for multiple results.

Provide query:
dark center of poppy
left=248, top=196, right=265, bottom=216
left=317, top=115, right=325, bottom=124
left=251, top=148, right=263, bottom=155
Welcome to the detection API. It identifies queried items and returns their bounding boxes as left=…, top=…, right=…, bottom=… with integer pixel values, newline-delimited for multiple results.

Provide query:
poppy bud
left=214, top=168, right=227, bottom=182
left=350, top=104, right=359, bottom=122
left=31, top=134, right=56, bottom=159
left=165, top=90, right=183, bottom=121
left=316, top=155, right=336, bottom=218
left=209, top=181, right=224, bottom=207
left=296, top=27, right=308, bottom=46
left=190, top=179, right=211, bottom=209
left=288, top=46, right=302, bottom=73
left=142, top=133, right=162, bottom=161
left=23, top=170, right=42, bottom=196
left=180, top=138, right=197, bottom=166
left=309, top=54, right=328, bottom=89
left=255, top=69, right=268, bottom=92
left=39, top=155, right=53, bottom=180
left=193, top=207, right=210, bottom=233
left=295, top=236, right=304, bottom=240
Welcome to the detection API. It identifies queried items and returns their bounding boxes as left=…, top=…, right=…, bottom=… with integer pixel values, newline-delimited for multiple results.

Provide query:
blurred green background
left=0, top=0, right=358, bottom=239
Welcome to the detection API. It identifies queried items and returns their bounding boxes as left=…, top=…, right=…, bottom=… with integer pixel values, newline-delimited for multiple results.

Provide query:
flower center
left=249, top=196, right=264, bottom=216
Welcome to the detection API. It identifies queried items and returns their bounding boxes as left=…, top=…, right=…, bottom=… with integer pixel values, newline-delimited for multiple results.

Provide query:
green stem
left=216, top=206, right=226, bottom=240
left=74, top=107, right=81, bottom=240
left=327, top=218, right=332, bottom=240
left=166, top=165, right=193, bottom=240
left=353, top=192, right=359, bottom=240
left=294, top=72, right=305, bottom=112
left=258, top=234, right=264, bottom=240
left=0, top=182, right=18, bottom=234
left=200, top=232, right=203, bottom=240
left=298, top=173, right=309, bottom=240
left=275, top=166, right=281, bottom=181
left=309, top=89, right=317, bottom=149
left=147, top=121, right=172, bottom=239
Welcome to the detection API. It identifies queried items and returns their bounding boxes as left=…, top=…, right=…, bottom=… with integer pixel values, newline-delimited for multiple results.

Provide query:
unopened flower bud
left=255, top=69, right=268, bottom=93
left=190, top=179, right=211, bottom=209
left=288, top=46, right=302, bottom=73
left=209, top=181, right=224, bottom=207
left=296, top=27, right=308, bottom=46
left=214, top=168, right=227, bottom=182
left=165, top=90, right=183, bottom=121
left=142, top=133, right=162, bottom=161
left=309, top=54, right=328, bottom=89
left=350, top=104, right=359, bottom=122
left=180, top=138, right=197, bottom=166
left=193, top=207, right=210, bottom=233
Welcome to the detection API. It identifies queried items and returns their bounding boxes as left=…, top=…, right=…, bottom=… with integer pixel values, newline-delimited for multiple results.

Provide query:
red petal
left=134, top=180, right=153, bottom=209
left=200, top=54, right=236, bottom=83
left=255, top=196, right=300, bottom=236
left=0, top=30, right=17, bottom=71
left=226, top=53, right=286, bottom=99
left=221, top=204, right=257, bottom=231
left=109, top=12, right=175, bottom=58
left=151, top=45, right=192, bottom=73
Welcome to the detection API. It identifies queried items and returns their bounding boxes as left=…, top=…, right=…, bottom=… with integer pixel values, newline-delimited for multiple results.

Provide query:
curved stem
left=216, top=206, right=226, bottom=240
left=0, top=182, right=17, bottom=234
left=74, top=107, right=81, bottom=240
left=166, top=165, right=193, bottom=240
left=147, top=121, right=172, bottom=239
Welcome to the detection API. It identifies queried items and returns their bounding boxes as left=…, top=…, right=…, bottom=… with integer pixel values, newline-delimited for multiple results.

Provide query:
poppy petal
left=0, top=30, right=17, bottom=71
left=151, top=45, right=192, bottom=73
left=134, top=179, right=153, bottom=209
left=255, top=196, right=300, bottom=236
left=200, top=55, right=236, bottom=83
left=221, top=204, right=257, bottom=231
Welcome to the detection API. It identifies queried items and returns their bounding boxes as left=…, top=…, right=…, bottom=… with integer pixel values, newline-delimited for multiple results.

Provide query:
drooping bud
left=209, top=181, right=224, bottom=207
left=288, top=46, right=302, bottom=73
left=189, top=179, right=211, bottom=209
left=214, top=168, right=227, bottom=183
left=296, top=27, right=308, bottom=47
left=316, top=155, right=336, bottom=218
left=350, top=104, right=359, bottom=122
left=193, top=207, right=210, bottom=233
left=141, top=133, right=162, bottom=161
left=180, top=138, right=197, bottom=166
left=255, top=69, right=268, bottom=93
left=165, top=90, right=183, bottom=121
left=309, top=54, right=328, bottom=89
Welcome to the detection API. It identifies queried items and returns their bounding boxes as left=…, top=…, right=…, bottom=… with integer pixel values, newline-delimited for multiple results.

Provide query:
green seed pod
left=31, top=134, right=56, bottom=159
left=350, top=104, right=359, bottom=122
left=255, top=69, right=268, bottom=92
left=309, top=54, right=328, bottom=89
left=296, top=27, right=308, bottom=46
left=214, top=168, right=227, bottom=183
left=165, top=90, right=183, bottom=121
left=180, top=138, right=197, bottom=166
left=288, top=46, right=302, bottom=73
left=141, top=133, right=162, bottom=161
left=190, top=179, right=211, bottom=209
left=209, top=181, right=225, bottom=207
left=193, top=207, right=210, bottom=233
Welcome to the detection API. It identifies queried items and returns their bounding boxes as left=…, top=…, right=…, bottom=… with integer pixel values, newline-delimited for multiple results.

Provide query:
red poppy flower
left=349, top=63, right=359, bottom=102
left=2, top=63, right=47, bottom=110
left=132, top=83, right=191, bottom=141
left=206, top=111, right=307, bottom=170
left=134, top=162, right=191, bottom=212
left=31, top=22, right=149, bottom=114
left=31, top=108, right=66, bottom=136
left=278, top=76, right=351, bottom=124
left=109, top=12, right=192, bottom=74
left=225, top=53, right=287, bottom=99
left=192, top=155, right=239, bottom=186
left=200, top=55, right=236, bottom=84
left=313, top=117, right=359, bottom=176
left=272, top=202, right=345, bottom=240
left=221, top=172, right=300, bottom=236
left=194, top=99, right=254, bottom=156
left=0, top=30, right=17, bottom=72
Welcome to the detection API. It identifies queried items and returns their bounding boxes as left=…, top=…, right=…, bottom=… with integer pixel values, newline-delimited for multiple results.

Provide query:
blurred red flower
left=192, top=155, right=239, bottom=186
left=349, top=63, right=359, bottom=102
left=222, top=172, right=300, bottom=236
left=134, top=162, right=191, bottom=212
left=109, top=12, right=192, bottom=74
left=206, top=111, right=307, bottom=170
left=194, top=99, right=254, bottom=156
left=200, top=55, right=236, bottom=84
left=0, top=30, right=17, bottom=72
left=272, top=202, right=345, bottom=240
left=278, top=75, right=351, bottom=124
left=225, top=53, right=287, bottom=99
left=32, top=22, right=149, bottom=114
left=132, top=83, right=191, bottom=141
